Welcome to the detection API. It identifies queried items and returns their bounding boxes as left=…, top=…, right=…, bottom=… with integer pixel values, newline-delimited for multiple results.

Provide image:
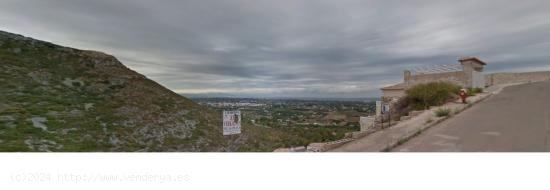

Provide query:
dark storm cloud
left=1, top=0, right=550, bottom=97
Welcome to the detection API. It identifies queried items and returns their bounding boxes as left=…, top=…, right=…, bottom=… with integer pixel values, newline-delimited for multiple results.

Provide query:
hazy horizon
left=2, top=0, right=550, bottom=98
left=182, top=92, right=380, bottom=100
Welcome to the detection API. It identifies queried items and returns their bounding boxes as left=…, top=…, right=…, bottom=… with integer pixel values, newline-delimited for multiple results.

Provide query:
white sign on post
left=223, top=110, right=241, bottom=135
left=382, top=104, right=390, bottom=114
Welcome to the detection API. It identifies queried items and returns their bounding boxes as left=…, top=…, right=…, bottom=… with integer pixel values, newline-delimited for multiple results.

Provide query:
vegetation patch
left=434, top=108, right=451, bottom=117
left=467, top=87, right=483, bottom=96
left=404, top=82, right=460, bottom=110
left=392, top=82, right=460, bottom=119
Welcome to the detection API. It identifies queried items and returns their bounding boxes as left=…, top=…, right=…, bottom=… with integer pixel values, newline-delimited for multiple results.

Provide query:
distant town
left=191, top=97, right=377, bottom=128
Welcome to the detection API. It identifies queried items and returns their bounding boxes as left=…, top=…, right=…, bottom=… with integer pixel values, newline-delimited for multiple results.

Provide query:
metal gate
left=472, top=70, right=485, bottom=88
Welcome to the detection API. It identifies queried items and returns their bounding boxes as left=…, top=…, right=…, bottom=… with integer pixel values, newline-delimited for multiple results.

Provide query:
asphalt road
left=394, top=81, right=550, bottom=152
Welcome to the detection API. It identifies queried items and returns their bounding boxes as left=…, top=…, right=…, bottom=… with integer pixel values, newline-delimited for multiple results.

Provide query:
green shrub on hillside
left=405, top=82, right=461, bottom=110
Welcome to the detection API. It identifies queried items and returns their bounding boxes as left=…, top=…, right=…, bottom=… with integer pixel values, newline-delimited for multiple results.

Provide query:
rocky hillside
left=0, top=30, right=279, bottom=152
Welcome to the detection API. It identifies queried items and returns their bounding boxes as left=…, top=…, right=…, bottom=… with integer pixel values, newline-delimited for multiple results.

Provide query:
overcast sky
left=1, top=0, right=550, bottom=98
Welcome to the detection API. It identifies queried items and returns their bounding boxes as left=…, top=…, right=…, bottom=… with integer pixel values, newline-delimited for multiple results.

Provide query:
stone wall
left=485, top=71, right=550, bottom=86
left=381, top=89, right=406, bottom=99
left=405, top=71, right=466, bottom=87
left=359, top=116, right=375, bottom=131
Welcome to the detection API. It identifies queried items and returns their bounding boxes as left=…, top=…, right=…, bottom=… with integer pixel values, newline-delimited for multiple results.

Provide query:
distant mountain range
left=182, top=93, right=379, bottom=102
left=180, top=93, right=241, bottom=98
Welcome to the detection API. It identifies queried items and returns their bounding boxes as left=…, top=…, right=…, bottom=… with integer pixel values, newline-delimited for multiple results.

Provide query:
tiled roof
left=459, top=57, right=487, bottom=65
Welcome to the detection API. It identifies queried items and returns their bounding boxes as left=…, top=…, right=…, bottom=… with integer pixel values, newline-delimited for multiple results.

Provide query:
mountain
left=0, top=30, right=275, bottom=152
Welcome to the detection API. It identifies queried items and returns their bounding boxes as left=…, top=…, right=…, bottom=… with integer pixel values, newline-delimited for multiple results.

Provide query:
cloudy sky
left=1, top=0, right=550, bottom=98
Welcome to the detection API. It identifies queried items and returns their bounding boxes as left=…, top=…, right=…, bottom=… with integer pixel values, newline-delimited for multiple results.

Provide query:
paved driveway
left=394, top=81, right=550, bottom=152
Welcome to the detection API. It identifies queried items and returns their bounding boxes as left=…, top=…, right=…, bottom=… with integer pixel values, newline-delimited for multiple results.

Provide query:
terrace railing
left=410, top=64, right=462, bottom=75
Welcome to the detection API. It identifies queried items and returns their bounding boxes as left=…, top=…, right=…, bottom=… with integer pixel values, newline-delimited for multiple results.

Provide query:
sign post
left=382, top=103, right=390, bottom=128
left=223, top=110, right=241, bottom=135
left=388, top=104, right=391, bottom=127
